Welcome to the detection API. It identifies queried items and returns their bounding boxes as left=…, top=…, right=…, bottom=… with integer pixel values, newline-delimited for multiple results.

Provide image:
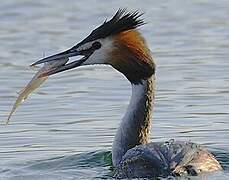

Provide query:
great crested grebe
left=32, top=9, right=222, bottom=178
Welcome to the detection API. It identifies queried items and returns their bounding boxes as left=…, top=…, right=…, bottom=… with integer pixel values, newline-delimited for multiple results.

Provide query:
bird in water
left=32, top=9, right=222, bottom=179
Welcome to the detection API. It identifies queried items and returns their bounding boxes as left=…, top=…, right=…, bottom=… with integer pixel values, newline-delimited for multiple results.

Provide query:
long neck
left=112, top=75, right=155, bottom=166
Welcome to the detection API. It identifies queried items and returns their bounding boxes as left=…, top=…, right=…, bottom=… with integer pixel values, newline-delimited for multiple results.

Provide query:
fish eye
left=92, top=41, right=101, bottom=50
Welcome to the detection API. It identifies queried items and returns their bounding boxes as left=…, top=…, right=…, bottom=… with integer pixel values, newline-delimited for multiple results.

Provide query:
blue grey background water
left=0, top=0, right=228, bottom=179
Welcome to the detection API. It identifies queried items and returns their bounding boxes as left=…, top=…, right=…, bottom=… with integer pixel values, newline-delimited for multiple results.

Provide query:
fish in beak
left=31, top=45, right=95, bottom=78
left=6, top=57, right=69, bottom=124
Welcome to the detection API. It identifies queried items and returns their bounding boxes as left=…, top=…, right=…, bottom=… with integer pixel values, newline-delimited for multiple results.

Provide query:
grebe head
left=32, top=9, right=155, bottom=84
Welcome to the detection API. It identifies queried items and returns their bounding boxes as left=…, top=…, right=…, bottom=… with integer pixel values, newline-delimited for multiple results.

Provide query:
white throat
left=112, top=76, right=155, bottom=166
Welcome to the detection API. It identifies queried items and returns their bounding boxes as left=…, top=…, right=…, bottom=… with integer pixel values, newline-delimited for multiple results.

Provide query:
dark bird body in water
left=32, top=9, right=222, bottom=178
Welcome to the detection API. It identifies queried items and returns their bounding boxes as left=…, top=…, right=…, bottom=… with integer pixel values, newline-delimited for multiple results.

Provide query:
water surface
left=0, top=0, right=229, bottom=179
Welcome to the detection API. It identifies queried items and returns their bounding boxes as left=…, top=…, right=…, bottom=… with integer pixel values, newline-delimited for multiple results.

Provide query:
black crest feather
left=77, top=9, right=145, bottom=46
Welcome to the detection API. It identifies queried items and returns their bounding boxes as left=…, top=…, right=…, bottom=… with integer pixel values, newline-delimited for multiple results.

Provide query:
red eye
left=92, top=41, right=102, bottom=50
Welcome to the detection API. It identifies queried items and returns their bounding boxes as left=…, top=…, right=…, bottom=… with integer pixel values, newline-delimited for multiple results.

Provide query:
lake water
left=0, top=0, right=228, bottom=179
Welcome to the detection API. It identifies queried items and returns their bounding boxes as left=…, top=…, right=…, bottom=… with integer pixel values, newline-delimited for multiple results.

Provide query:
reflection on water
left=0, top=0, right=229, bottom=179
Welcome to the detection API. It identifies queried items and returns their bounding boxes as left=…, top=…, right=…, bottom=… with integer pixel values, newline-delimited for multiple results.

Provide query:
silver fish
left=6, top=58, right=69, bottom=124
